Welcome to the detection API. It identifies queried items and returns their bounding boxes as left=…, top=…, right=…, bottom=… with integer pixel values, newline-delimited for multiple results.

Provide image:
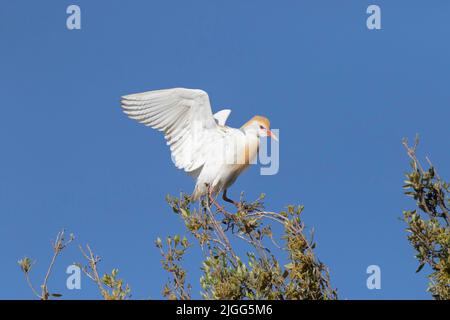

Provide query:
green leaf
left=284, top=263, right=294, bottom=270
left=415, top=263, right=425, bottom=273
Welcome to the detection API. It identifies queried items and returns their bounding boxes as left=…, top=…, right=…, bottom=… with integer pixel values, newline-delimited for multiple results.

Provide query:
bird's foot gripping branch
left=157, top=193, right=338, bottom=300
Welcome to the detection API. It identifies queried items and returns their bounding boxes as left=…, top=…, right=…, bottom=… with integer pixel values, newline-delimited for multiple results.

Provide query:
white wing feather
left=213, top=109, right=231, bottom=126
left=121, top=88, right=221, bottom=173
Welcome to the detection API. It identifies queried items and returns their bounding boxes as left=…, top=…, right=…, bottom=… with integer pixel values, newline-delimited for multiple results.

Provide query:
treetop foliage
left=158, top=193, right=338, bottom=300
left=402, top=137, right=450, bottom=300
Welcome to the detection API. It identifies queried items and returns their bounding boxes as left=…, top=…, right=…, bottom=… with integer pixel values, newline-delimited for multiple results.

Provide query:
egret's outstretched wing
left=121, top=88, right=220, bottom=173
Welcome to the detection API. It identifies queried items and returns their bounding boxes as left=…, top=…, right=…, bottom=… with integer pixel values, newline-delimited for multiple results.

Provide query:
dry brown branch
left=18, top=229, right=74, bottom=300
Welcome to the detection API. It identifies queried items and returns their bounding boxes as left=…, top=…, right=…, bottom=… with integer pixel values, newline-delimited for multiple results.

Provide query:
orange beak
left=267, top=129, right=278, bottom=142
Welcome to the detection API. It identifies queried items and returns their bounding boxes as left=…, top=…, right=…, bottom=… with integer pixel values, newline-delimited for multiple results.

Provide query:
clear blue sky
left=1, top=1, right=449, bottom=299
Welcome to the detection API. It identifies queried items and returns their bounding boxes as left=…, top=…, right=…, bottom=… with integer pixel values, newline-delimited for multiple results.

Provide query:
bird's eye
left=259, top=125, right=264, bottom=129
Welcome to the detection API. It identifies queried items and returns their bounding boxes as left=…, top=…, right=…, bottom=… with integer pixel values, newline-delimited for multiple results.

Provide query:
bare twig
left=40, top=230, right=74, bottom=300
left=78, top=244, right=108, bottom=299
left=23, top=263, right=41, bottom=299
left=19, top=229, right=74, bottom=300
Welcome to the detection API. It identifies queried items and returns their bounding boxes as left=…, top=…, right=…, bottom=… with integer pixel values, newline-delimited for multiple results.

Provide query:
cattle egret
left=121, top=88, right=278, bottom=203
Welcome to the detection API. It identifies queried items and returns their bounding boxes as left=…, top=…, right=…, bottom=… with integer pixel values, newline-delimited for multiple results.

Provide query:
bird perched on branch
left=121, top=88, right=277, bottom=204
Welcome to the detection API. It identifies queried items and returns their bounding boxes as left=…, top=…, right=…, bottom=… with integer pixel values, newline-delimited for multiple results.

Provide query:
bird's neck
left=242, top=129, right=260, bottom=165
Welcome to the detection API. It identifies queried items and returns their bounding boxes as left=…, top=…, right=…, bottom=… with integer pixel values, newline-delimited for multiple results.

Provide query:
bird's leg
left=206, top=187, right=235, bottom=222
left=222, top=189, right=239, bottom=207
left=207, top=184, right=215, bottom=208
left=210, top=191, right=225, bottom=213
left=208, top=185, right=224, bottom=212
